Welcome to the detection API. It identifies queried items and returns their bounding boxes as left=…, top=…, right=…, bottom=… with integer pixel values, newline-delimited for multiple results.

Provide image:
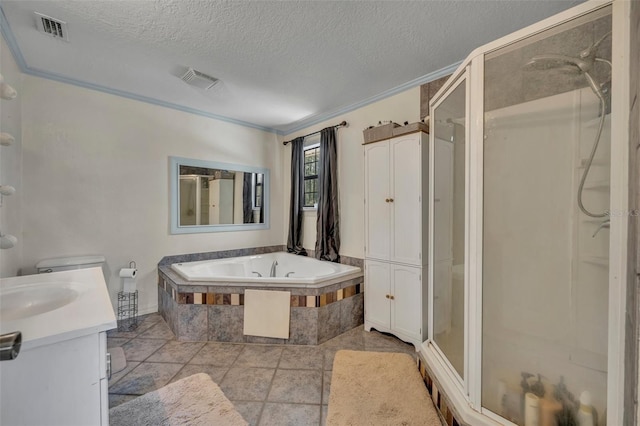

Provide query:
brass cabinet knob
left=390, top=295, right=395, bottom=300
left=385, top=198, right=389, bottom=202
left=385, top=294, right=390, bottom=299
left=389, top=198, right=394, bottom=203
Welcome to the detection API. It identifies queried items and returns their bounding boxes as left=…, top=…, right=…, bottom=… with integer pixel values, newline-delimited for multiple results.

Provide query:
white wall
left=283, top=88, right=420, bottom=259
left=0, top=35, right=22, bottom=277
left=8, top=41, right=420, bottom=313
left=19, top=75, right=284, bottom=313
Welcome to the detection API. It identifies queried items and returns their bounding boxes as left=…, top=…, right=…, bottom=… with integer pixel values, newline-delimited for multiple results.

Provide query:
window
left=254, top=173, right=263, bottom=208
left=303, top=143, right=320, bottom=208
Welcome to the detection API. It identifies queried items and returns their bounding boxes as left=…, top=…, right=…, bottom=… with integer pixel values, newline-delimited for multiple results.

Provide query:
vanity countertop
left=0, top=267, right=117, bottom=350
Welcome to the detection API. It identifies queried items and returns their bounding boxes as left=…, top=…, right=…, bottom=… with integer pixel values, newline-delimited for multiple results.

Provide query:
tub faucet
left=0, top=331, right=22, bottom=361
left=252, top=271, right=262, bottom=277
left=270, top=261, right=278, bottom=277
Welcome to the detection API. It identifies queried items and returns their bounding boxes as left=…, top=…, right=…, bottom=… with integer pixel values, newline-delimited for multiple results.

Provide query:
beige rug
left=109, top=373, right=248, bottom=426
left=327, top=350, right=441, bottom=426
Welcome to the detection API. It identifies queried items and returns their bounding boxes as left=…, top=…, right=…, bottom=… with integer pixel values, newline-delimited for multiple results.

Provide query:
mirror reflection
left=170, top=156, right=269, bottom=234
left=179, top=165, right=264, bottom=226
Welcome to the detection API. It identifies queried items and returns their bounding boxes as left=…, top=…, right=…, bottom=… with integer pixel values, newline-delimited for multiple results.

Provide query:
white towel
left=243, top=289, right=291, bottom=339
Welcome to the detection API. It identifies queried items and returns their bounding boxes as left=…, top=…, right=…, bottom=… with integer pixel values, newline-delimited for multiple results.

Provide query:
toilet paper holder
left=118, top=260, right=139, bottom=331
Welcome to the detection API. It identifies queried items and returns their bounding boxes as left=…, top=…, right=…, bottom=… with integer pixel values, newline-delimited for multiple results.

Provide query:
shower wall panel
left=482, top=89, right=609, bottom=423
left=482, top=7, right=612, bottom=422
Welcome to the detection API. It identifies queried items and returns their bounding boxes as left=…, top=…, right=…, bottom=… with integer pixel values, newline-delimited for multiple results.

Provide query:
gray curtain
left=315, top=127, right=340, bottom=262
left=242, top=173, right=252, bottom=223
left=287, top=137, right=308, bottom=255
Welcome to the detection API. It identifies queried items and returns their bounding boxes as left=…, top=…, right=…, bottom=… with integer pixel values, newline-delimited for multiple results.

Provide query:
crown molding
left=279, top=62, right=460, bottom=136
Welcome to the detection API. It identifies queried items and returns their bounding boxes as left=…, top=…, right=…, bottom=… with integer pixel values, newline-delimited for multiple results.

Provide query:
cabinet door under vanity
left=0, top=332, right=110, bottom=425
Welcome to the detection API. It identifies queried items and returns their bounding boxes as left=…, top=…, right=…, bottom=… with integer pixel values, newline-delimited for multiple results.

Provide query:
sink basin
left=0, top=268, right=116, bottom=351
left=0, top=283, right=81, bottom=322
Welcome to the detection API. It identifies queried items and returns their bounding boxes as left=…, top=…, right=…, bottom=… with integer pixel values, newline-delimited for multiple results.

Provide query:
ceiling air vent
left=34, top=12, right=69, bottom=42
left=180, top=68, right=219, bottom=90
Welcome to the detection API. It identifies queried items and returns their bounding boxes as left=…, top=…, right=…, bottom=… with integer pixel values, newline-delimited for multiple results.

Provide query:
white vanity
left=0, top=267, right=117, bottom=425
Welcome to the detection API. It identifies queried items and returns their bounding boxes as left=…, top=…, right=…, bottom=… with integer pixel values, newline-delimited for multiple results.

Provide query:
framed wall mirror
left=169, top=156, right=270, bottom=234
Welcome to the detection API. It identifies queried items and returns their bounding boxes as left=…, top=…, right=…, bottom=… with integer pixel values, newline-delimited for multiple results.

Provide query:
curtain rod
left=282, top=121, right=348, bottom=146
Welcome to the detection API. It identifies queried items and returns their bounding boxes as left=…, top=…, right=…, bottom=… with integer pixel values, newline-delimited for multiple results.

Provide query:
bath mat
left=327, top=350, right=441, bottom=426
left=109, top=373, right=248, bottom=426
left=243, top=289, right=291, bottom=339
left=110, top=346, right=127, bottom=375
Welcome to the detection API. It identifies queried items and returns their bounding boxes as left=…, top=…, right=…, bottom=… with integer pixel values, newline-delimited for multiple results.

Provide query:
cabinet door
left=209, top=180, right=221, bottom=224
left=364, top=260, right=391, bottom=328
left=390, top=135, right=422, bottom=265
left=0, top=333, right=102, bottom=425
left=209, top=179, right=234, bottom=225
left=364, top=142, right=390, bottom=260
left=390, top=264, right=422, bottom=339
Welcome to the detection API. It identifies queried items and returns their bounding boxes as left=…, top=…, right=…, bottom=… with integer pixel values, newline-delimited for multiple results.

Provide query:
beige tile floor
left=108, top=313, right=417, bottom=426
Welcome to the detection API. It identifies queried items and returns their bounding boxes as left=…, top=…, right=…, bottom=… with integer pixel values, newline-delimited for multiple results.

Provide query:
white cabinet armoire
left=364, top=130, right=428, bottom=349
left=209, top=178, right=234, bottom=224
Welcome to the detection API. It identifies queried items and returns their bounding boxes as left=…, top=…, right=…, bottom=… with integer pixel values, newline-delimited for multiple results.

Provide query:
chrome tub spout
left=0, top=331, right=22, bottom=361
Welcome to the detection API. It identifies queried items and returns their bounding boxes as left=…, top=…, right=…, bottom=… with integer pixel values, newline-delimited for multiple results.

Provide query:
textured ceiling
left=0, top=0, right=583, bottom=133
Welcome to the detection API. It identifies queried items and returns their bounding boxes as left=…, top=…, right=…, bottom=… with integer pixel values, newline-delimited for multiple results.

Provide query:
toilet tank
left=36, top=255, right=106, bottom=273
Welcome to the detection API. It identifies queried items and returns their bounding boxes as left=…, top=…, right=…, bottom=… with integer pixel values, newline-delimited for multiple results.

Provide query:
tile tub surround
left=107, top=314, right=418, bottom=426
left=417, top=355, right=465, bottom=426
left=159, top=246, right=364, bottom=269
left=302, top=249, right=364, bottom=269
left=158, top=245, right=286, bottom=266
left=158, top=267, right=364, bottom=344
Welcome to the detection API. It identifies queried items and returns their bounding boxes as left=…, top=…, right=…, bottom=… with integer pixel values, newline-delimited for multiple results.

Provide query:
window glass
left=303, top=144, right=319, bottom=207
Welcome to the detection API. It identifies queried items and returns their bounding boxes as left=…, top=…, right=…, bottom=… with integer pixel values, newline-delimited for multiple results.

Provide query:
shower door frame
left=427, top=69, right=471, bottom=397
left=422, top=1, right=630, bottom=425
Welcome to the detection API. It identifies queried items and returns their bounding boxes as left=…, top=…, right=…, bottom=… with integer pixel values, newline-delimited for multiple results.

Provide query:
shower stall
left=425, top=2, right=630, bottom=425
left=179, top=175, right=211, bottom=226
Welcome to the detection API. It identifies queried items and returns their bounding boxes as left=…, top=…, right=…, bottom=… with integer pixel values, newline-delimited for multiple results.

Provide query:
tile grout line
left=321, top=348, right=328, bottom=425
left=107, top=315, right=171, bottom=396
left=215, top=342, right=245, bottom=387
left=321, top=349, right=327, bottom=406
left=108, top=338, right=171, bottom=392
left=254, top=346, right=285, bottom=425
left=161, top=341, right=207, bottom=385
left=109, top=320, right=418, bottom=420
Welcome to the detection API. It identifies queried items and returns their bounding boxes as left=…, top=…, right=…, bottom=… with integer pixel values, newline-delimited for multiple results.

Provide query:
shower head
left=524, top=31, right=612, bottom=74
left=524, top=54, right=605, bottom=101
left=524, top=54, right=590, bottom=73
left=435, top=117, right=465, bottom=127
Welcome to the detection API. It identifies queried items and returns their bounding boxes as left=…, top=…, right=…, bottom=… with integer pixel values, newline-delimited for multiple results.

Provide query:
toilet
left=36, top=255, right=106, bottom=274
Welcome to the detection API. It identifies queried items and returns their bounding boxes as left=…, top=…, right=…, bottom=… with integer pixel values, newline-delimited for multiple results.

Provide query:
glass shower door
left=481, top=6, right=612, bottom=425
left=179, top=176, right=198, bottom=226
left=431, top=74, right=467, bottom=383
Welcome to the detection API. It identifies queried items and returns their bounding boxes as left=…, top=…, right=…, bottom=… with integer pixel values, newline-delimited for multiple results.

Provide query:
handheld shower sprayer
left=524, top=32, right=612, bottom=218
left=524, top=32, right=611, bottom=100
